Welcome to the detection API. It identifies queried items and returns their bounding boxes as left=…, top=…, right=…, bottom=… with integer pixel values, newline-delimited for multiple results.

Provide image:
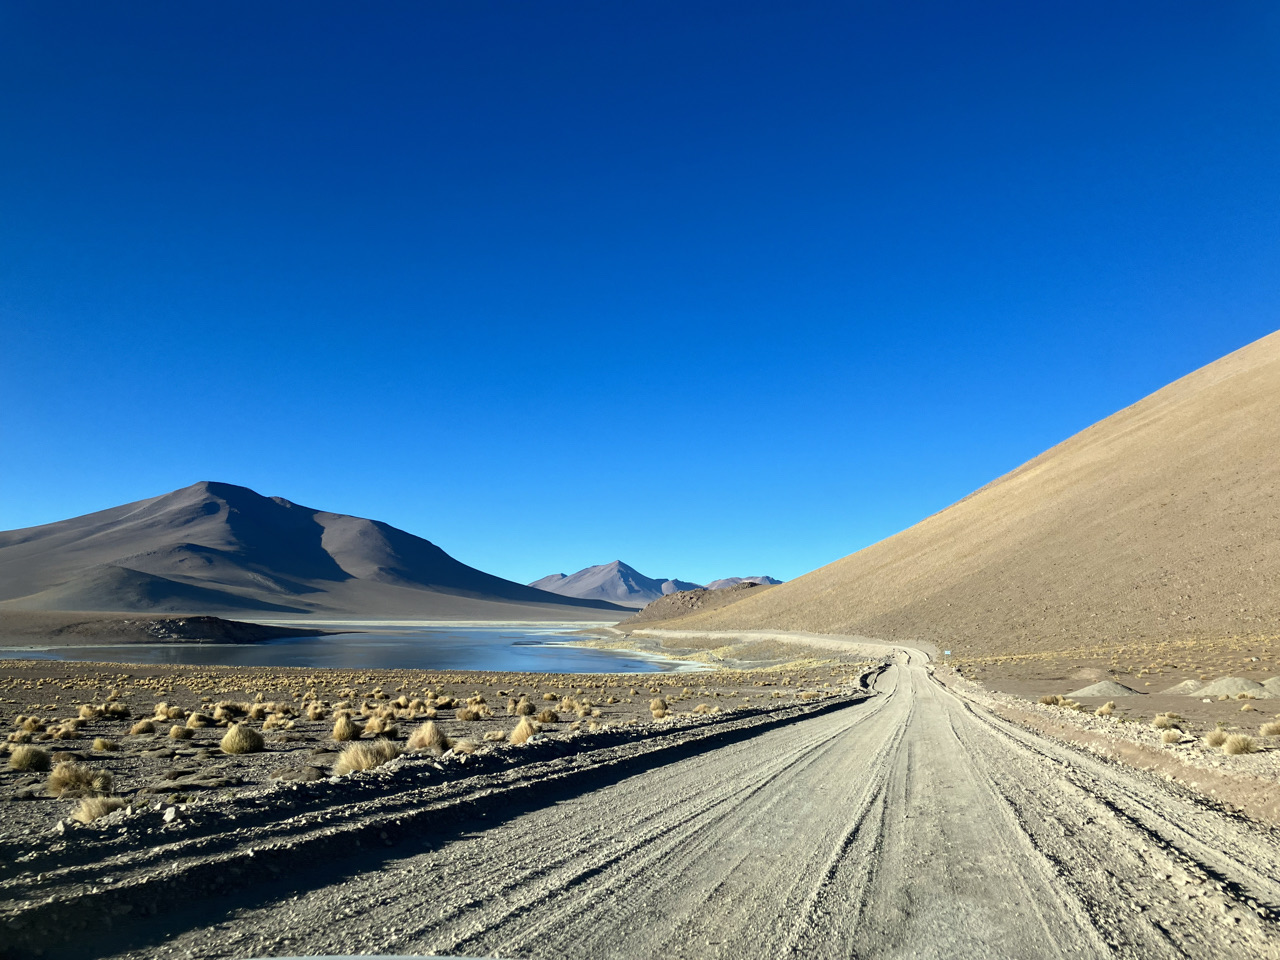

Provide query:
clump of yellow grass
left=333, top=739, right=401, bottom=775
left=220, top=723, right=264, bottom=754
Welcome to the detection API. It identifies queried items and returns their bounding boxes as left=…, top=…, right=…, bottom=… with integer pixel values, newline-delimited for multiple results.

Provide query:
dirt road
left=19, top=650, right=1280, bottom=960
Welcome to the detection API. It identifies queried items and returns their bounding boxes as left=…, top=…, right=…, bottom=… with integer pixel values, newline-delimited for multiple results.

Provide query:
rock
left=270, top=765, right=326, bottom=782
left=162, top=806, right=177, bottom=823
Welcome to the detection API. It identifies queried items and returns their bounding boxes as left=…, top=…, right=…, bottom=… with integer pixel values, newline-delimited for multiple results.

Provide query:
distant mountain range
left=530, top=561, right=781, bottom=608
left=0, top=481, right=630, bottom=620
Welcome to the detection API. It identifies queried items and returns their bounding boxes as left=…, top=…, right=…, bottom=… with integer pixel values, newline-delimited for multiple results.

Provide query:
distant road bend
left=70, top=649, right=1280, bottom=959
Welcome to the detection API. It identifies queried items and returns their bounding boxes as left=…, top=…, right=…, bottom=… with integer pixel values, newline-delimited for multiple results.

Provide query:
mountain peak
left=529, top=561, right=701, bottom=608
left=0, top=483, right=632, bottom=618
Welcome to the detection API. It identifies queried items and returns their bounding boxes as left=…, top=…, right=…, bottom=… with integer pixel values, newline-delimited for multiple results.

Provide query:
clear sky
left=2, top=2, right=1278, bottom=587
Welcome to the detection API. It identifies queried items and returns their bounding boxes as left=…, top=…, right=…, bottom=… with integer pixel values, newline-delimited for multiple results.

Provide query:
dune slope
left=661, top=331, right=1280, bottom=654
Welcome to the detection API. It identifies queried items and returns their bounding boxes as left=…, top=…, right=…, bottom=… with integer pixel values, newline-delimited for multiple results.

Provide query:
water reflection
left=0, top=622, right=696, bottom=674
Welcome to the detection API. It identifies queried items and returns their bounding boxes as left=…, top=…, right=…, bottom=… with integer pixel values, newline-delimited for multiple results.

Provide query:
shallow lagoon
left=0, top=621, right=696, bottom=674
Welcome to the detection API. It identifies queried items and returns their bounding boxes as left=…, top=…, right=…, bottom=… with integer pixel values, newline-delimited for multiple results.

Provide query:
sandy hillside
left=658, top=331, right=1280, bottom=655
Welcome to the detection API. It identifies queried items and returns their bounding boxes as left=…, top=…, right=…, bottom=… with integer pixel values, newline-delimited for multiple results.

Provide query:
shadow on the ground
left=14, top=692, right=875, bottom=960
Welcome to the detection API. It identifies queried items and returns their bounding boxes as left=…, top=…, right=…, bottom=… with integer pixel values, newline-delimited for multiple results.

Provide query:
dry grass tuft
left=1152, top=715, right=1177, bottom=730
left=1204, top=729, right=1229, bottom=748
left=129, top=719, right=156, bottom=735
left=333, top=738, right=401, bottom=775
left=332, top=714, right=360, bottom=741
left=71, top=796, right=127, bottom=824
left=48, top=761, right=113, bottom=797
left=535, top=708, right=559, bottom=724
left=510, top=716, right=541, bottom=745
left=1161, top=729, right=1183, bottom=744
left=186, top=712, right=212, bottom=728
left=169, top=724, right=194, bottom=740
left=220, top=723, right=265, bottom=754
left=92, top=737, right=117, bottom=751
left=407, top=720, right=450, bottom=755
left=1260, top=721, right=1280, bottom=737
left=451, top=739, right=478, bottom=755
left=78, top=704, right=100, bottom=720
left=363, top=714, right=397, bottom=736
left=455, top=707, right=480, bottom=721
left=650, top=698, right=668, bottom=712
left=1223, top=734, right=1258, bottom=756
left=1095, top=701, right=1115, bottom=717
left=8, top=745, right=51, bottom=771
left=484, top=729, right=507, bottom=742
left=514, top=699, right=535, bottom=716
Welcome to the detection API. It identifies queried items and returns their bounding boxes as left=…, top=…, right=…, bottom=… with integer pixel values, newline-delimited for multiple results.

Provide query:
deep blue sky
left=2, top=2, right=1277, bottom=586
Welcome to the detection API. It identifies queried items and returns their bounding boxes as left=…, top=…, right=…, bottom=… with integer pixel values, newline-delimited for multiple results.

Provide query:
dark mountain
left=0, top=481, right=629, bottom=619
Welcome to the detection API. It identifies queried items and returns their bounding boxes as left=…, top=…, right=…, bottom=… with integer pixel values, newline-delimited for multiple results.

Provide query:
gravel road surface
left=14, top=649, right=1280, bottom=960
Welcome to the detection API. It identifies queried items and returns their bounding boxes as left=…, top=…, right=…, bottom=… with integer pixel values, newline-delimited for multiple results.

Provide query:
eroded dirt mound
left=621, top=582, right=773, bottom=625
left=1195, top=677, right=1270, bottom=698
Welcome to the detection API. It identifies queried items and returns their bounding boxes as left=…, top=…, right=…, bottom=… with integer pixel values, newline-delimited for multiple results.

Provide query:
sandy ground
left=3, top=631, right=1280, bottom=959
left=949, top=636, right=1280, bottom=747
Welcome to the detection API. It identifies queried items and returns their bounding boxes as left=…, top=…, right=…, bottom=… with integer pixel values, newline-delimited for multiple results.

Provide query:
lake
left=0, top=621, right=698, bottom=674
